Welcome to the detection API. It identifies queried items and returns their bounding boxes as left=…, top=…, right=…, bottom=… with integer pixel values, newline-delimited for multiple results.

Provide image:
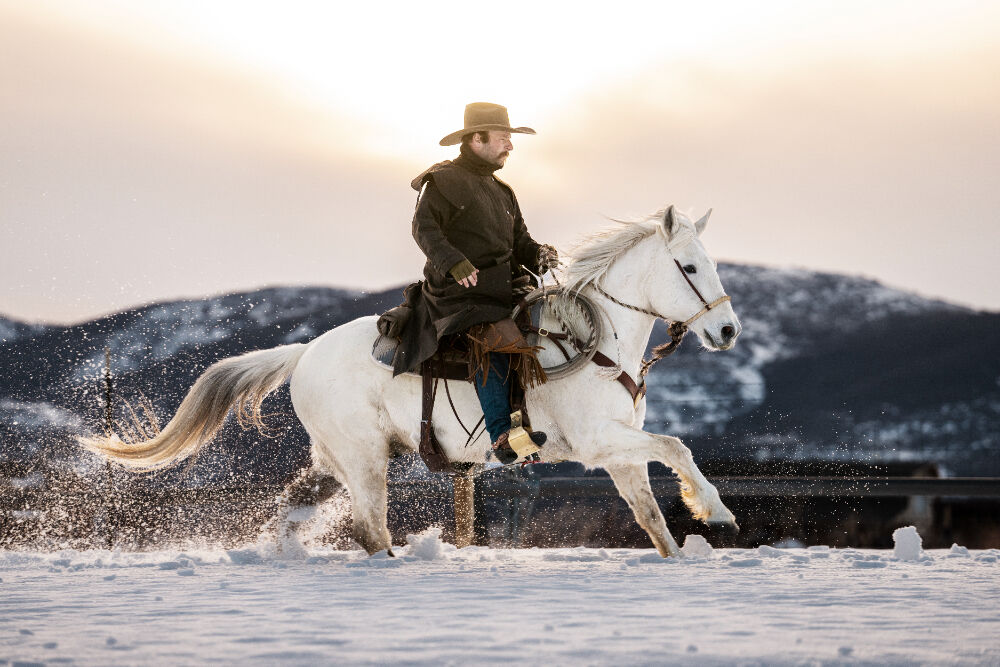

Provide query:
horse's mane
left=561, top=212, right=665, bottom=296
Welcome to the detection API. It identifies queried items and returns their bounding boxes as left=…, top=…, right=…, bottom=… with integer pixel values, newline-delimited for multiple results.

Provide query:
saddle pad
left=370, top=335, right=472, bottom=381
left=371, top=334, right=404, bottom=372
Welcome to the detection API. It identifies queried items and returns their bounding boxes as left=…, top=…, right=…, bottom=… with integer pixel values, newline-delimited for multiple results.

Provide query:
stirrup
left=507, top=409, right=546, bottom=456
left=493, top=410, right=547, bottom=464
left=492, top=432, right=546, bottom=465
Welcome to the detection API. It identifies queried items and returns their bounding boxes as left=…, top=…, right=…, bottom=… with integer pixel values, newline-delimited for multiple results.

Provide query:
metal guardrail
left=5, top=477, right=1000, bottom=511
left=714, top=477, right=1000, bottom=497
left=473, top=476, right=1000, bottom=499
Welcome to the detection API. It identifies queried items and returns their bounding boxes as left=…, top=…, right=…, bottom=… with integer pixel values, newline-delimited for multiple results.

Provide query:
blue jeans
left=474, top=352, right=512, bottom=443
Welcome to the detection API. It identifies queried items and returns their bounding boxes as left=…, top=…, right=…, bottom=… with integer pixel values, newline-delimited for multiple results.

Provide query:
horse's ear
left=662, top=205, right=676, bottom=236
left=695, top=208, right=712, bottom=236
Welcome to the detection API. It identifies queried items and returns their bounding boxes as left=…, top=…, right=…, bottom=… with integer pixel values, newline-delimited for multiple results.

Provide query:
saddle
left=373, top=318, right=540, bottom=473
left=373, top=287, right=656, bottom=473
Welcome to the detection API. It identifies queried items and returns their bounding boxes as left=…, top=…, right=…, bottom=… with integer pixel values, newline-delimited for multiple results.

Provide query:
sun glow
left=5, top=0, right=1000, bottom=320
left=27, top=0, right=999, bottom=163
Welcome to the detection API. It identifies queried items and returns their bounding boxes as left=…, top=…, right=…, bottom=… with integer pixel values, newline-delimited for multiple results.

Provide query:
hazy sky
left=2, top=1, right=999, bottom=323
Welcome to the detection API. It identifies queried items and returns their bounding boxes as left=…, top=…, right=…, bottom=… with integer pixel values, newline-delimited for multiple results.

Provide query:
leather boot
left=492, top=430, right=547, bottom=464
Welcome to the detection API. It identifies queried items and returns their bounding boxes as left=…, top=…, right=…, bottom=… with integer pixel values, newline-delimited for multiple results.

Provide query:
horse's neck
left=588, top=258, right=657, bottom=376
left=595, top=295, right=656, bottom=374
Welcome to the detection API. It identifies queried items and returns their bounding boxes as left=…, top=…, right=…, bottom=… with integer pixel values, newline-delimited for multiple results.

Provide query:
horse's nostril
left=721, top=325, right=735, bottom=341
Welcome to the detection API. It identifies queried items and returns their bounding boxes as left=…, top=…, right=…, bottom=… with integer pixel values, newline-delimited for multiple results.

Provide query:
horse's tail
left=79, top=343, right=308, bottom=471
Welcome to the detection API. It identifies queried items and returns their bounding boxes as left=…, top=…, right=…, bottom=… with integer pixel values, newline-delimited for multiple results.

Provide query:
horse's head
left=646, top=206, right=741, bottom=351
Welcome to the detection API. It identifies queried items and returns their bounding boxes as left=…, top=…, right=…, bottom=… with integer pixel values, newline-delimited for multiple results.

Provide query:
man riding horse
left=379, top=102, right=558, bottom=464
left=82, top=101, right=741, bottom=554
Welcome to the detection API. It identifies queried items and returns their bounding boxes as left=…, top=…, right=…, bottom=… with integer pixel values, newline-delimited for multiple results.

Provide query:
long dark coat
left=388, top=150, right=541, bottom=376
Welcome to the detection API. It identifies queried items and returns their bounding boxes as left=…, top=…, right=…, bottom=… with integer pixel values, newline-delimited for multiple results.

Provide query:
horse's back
left=289, top=315, right=387, bottom=424
left=301, top=314, right=379, bottom=355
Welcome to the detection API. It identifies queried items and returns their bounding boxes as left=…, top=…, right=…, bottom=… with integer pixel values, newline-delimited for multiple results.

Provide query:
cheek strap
left=672, top=258, right=730, bottom=326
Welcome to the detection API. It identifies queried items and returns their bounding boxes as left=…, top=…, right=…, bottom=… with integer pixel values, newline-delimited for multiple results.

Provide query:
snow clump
left=228, top=549, right=264, bottom=565
left=757, top=545, right=784, bottom=558
left=892, top=525, right=923, bottom=561
left=406, top=527, right=454, bottom=561
left=681, top=534, right=714, bottom=558
left=948, top=544, right=970, bottom=558
left=773, top=538, right=806, bottom=548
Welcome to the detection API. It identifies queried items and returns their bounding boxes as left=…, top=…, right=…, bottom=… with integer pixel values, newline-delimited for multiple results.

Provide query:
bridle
left=590, top=256, right=731, bottom=379
left=593, top=258, right=731, bottom=328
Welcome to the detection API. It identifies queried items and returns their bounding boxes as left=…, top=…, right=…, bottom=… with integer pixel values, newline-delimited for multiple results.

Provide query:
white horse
left=82, top=205, right=741, bottom=558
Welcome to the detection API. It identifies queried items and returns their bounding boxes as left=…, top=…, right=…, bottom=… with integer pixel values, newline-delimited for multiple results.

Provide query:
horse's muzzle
left=704, top=322, right=740, bottom=350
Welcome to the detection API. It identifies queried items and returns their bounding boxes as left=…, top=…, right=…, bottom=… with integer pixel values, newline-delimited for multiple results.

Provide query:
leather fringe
left=467, top=322, right=548, bottom=390
left=510, top=348, right=548, bottom=389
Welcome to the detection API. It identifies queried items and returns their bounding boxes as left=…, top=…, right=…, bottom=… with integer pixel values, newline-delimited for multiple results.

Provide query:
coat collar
left=455, top=143, right=502, bottom=176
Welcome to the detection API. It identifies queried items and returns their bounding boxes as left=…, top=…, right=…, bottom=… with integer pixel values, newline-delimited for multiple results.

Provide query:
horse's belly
left=382, top=374, right=490, bottom=461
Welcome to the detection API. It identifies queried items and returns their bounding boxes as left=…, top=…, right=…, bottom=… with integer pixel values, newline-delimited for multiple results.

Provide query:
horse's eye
left=683, top=264, right=697, bottom=274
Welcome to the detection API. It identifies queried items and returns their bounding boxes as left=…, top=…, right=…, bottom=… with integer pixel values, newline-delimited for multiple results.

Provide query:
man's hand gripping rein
left=537, top=244, right=559, bottom=273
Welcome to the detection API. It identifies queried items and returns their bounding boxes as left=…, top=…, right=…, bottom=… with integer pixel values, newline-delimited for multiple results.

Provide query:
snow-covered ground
left=2, top=529, right=998, bottom=666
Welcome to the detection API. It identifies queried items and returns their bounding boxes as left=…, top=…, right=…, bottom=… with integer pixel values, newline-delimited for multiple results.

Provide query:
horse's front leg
left=592, top=423, right=738, bottom=529
left=606, top=463, right=682, bottom=558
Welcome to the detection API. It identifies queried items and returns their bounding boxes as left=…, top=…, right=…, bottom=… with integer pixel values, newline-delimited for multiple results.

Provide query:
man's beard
left=493, top=152, right=509, bottom=167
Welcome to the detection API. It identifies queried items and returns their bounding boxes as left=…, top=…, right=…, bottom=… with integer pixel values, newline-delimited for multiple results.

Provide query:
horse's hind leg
left=269, top=465, right=343, bottom=550
left=311, top=429, right=394, bottom=555
left=342, top=456, right=393, bottom=555
left=606, top=463, right=682, bottom=558
left=284, top=467, right=343, bottom=507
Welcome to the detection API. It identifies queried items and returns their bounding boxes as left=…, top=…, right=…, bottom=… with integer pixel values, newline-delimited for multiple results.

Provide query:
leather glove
left=448, top=259, right=477, bottom=283
left=536, top=244, right=559, bottom=273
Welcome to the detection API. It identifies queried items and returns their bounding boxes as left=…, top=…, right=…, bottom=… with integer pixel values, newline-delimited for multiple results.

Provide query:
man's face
left=471, top=131, right=513, bottom=167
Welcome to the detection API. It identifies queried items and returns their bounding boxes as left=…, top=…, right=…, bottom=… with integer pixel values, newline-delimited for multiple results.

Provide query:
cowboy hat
left=439, top=102, right=536, bottom=146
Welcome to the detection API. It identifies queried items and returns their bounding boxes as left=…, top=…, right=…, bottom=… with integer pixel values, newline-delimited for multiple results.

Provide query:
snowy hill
left=0, top=286, right=400, bottom=484
left=0, top=266, right=997, bottom=481
left=639, top=265, right=999, bottom=476
left=0, top=315, right=52, bottom=346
